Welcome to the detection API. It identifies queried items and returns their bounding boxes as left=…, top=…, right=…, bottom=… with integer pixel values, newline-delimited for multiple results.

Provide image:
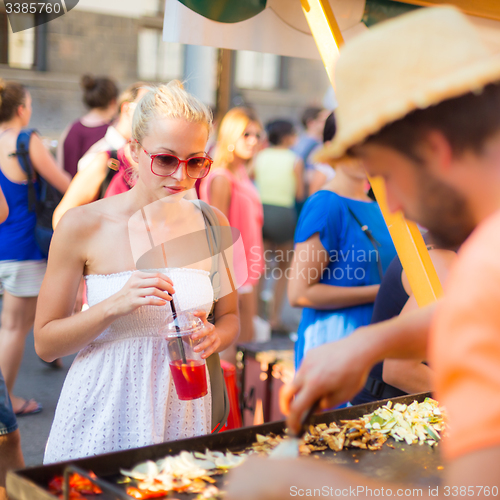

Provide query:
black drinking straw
left=169, top=298, right=187, bottom=364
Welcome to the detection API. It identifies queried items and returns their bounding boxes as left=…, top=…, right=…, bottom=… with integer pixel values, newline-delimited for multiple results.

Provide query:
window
left=9, top=19, right=35, bottom=69
left=235, top=50, right=282, bottom=90
left=0, top=12, right=36, bottom=69
left=138, top=28, right=184, bottom=81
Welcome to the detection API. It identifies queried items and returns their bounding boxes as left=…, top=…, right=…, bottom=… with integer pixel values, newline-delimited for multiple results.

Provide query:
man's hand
left=281, top=328, right=374, bottom=434
left=281, top=305, right=435, bottom=434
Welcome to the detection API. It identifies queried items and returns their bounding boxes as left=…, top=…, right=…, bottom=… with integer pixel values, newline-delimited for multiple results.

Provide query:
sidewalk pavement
left=14, top=330, right=75, bottom=467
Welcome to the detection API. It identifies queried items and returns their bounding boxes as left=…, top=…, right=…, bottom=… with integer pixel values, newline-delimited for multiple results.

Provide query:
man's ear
left=419, top=130, right=453, bottom=178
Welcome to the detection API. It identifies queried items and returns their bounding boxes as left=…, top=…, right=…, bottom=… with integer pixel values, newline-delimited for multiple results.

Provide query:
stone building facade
left=1, top=2, right=330, bottom=140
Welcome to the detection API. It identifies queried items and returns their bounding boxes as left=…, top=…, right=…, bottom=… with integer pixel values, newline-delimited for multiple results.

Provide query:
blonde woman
left=35, top=81, right=238, bottom=463
left=200, top=108, right=264, bottom=346
left=53, top=83, right=149, bottom=227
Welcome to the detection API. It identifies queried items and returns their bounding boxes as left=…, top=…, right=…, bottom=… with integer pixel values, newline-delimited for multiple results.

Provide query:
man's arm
left=383, top=358, right=432, bottom=393
left=226, top=456, right=383, bottom=500
left=382, top=296, right=432, bottom=393
left=446, top=447, right=500, bottom=491
left=383, top=249, right=456, bottom=395
left=225, top=446, right=500, bottom=500
left=281, top=302, right=436, bottom=433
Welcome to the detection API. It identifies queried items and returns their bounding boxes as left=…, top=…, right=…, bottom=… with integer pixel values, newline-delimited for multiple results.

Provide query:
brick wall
left=46, top=10, right=138, bottom=80
left=2, top=10, right=330, bottom=139
left=240, top=56, right=330, bottom=128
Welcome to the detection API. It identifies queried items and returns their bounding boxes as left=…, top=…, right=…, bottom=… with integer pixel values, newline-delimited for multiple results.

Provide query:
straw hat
left=317, top=6, right=500, bottom=161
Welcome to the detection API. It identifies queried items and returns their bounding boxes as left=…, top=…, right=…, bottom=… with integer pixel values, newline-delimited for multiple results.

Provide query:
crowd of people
left=227, top=6, right=500, bottom=498
left=0, top=72, right=341, bottom=491
left=1, top=5, right=500, bottom=497
left=0, top=69, right=442, bottom=487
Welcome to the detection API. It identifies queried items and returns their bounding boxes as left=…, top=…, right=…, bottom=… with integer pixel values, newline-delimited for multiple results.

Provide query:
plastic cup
left=160, top=313, right=208, bottom=401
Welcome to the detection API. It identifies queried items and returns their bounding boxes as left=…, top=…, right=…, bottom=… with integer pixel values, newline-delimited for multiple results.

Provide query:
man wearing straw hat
left=227, top=6, right=500, bottom=498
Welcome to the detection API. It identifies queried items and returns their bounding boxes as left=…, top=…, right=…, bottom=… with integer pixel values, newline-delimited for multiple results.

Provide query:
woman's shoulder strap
left=15, top=129, right=37, bottom=174
left=16, top=129, right=37, bottom=156
left=197, top=200, right=221, bottom=301
left=15, top=129, right=38, bottom=211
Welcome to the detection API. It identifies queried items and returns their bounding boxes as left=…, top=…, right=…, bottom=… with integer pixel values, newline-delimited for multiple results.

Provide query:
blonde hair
left=117, top=81, right=149, bottom=111
left=132, top=80, right=212, bottom=143
left=213, top=107, right=261, bottom=170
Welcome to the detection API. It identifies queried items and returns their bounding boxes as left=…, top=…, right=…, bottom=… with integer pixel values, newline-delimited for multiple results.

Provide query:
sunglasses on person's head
left=138, top=144, right=213, bottom=179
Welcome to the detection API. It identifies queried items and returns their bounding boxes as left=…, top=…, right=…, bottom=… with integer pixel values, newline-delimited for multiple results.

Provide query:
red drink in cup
left=160, top=312, right=208, bottom=401
left=169, top=359, right=208, bottom=400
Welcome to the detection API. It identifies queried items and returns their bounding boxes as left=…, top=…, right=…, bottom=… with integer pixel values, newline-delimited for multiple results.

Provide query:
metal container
left=7, top=392, right=444, bottom=500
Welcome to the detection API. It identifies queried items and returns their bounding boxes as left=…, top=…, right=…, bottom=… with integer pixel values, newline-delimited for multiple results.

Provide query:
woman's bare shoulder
left=55, top=203, right=101, bottom=239
left=56, top=196, right=120, bottom=237
left=210, top=171, right=231, bottom=189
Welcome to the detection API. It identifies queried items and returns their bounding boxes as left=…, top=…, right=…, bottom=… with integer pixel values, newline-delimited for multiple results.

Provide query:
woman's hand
left=191, top=310, right=221, bottom=358
left=288, top=235, right=382, bottom=310
left=107, top=271, right=175, bottom=318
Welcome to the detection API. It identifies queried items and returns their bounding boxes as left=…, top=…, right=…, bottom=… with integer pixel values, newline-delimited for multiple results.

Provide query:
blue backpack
left=15, top=129, right=63, bottom=258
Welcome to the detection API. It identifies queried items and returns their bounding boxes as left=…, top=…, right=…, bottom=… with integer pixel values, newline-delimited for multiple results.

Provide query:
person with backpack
left=52, top=83, right=149, bottom=227
left=53, top=144, right=137, bottom=227
left=35, top=81, right=238, bottom=463
left=76, top=81, right=149, bottom=172
left=0, top=79, right=70, bottom=416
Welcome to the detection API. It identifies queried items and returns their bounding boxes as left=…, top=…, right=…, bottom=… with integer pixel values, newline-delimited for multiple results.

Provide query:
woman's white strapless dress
left=43, top=268, right=213, bottom=464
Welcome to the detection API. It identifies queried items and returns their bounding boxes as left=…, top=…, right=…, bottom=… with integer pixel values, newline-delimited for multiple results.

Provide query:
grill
left=7, top=392, right=443, bottom=499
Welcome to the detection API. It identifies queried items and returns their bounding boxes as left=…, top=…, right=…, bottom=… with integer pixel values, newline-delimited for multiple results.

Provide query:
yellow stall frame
left=300, top=0, right=444, bottom=307
left=396, top=0, right=500, bottom=22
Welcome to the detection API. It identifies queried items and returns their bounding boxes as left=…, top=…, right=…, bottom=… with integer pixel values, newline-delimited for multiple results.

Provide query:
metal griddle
left=7, top=392, right=444, bottom=500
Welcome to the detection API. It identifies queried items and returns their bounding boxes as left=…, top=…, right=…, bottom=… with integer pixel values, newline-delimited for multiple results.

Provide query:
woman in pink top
left=200, top=107, right=264, bottom=347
